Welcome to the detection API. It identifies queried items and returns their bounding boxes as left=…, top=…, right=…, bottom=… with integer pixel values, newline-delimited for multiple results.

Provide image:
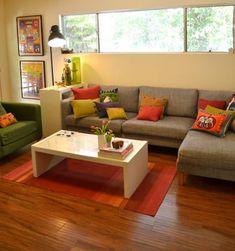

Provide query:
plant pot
left=97, top=134, right=106, bottom=149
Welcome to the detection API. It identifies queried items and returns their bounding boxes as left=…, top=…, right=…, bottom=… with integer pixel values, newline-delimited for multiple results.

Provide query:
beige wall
left=3, top=0, right=235, bottom=102
left=0, top=0, right=10, bottom=100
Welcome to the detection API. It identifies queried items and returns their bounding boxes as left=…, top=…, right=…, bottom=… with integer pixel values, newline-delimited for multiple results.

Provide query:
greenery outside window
left=62, top=14, right=98, bottom=53
left=99, top=9, right=184, bottom=52
left=61, top=5, right=234, bottom=53
left=187, top=6, right=234, bottom=52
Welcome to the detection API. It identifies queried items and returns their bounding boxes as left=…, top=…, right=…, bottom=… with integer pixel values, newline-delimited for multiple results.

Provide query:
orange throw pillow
left=140, top=96, right=168, bottom=119
left=0, top=113, right=17, bottom=128
left=191, top=111, right=232, bottom=137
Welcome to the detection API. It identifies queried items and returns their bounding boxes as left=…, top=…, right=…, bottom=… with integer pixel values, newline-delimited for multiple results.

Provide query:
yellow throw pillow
left=106, top=107, right=127, bottom=120
left=71, top=98, right=99, bottom=119
left=140, top=96, right=168, bottom=119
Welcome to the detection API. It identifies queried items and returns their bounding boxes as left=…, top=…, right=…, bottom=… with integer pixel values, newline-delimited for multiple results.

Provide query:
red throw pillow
left=198, top=99, right=226, bottom=110
left=71, top=86, right=100, bottom=100
left=137, top=106, right=163, bottom=121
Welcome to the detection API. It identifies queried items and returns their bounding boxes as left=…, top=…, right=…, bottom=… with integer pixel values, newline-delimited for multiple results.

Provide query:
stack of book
left=98, top=141, right=133, bottom=160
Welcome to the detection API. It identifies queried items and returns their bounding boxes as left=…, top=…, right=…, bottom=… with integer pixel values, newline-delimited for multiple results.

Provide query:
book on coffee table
left=98, top=141, right=134, bottom=160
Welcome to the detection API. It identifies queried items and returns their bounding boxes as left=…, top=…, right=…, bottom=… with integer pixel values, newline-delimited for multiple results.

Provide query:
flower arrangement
left=91, top=120, right=114, bottom=147
left=91, top=120, right=113, bottom=135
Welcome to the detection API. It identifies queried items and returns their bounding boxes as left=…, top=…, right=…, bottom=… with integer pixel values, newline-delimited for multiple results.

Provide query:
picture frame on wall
left=16, top=15, right=44, bottom=56
left=20, top=60, right=46, bottom=99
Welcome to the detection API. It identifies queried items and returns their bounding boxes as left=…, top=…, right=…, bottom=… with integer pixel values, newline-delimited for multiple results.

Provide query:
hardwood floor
left=0, top=145, right=235, bottom=251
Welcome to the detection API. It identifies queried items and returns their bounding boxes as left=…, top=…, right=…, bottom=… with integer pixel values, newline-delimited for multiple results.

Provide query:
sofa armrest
left=61, top=97, right=74, bottom=128
left=2, top=101, right=42, bottom=136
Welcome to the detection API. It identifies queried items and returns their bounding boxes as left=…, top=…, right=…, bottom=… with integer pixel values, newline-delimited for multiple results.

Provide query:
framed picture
left=16, top=15, right=44, bottom=56
left=20, top=60, right=46, bottom=99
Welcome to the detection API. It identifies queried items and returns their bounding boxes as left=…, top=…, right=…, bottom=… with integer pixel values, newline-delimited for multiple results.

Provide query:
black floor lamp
left=48, top=25, right=66, bottom=85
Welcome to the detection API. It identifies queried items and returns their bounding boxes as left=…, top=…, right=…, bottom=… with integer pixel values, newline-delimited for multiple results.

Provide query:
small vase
left=97, top=134, right=106, bottom=149
left=105, top=134, right=113, bottom=148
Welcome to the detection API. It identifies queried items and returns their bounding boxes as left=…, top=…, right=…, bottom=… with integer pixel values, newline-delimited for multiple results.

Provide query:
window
left=62, top=14, right=98, bottom=53
left=61, top=5, right=234, bottom=53
left=99, top=9, right=183, bottom=52
left=187, top=6, right=234, bottom=52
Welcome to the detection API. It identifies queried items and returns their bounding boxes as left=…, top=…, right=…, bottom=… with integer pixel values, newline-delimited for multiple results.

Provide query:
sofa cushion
left=139, top=96, right=167, bottom=119
left=122, top=116, right=194, bottom=140
left=65, top=112, right=136, bottom=134
left=0, top=113, right=17, bottom=128
left=139, top=87, right=198, bottom=118
left=100, top=88, right=118, bottom=102
left=191, top=111, right=233, bottom=138
left=227, top=94, right=235, bottom=111
left=198, top=99, right=227, bottom=110
left=71, top=86, right=100, bottom=100
left=178, top=130, right=235, bottom=172
left=0, top=121, right=38, bottom=146
left=137, top=106, right=163, bottom=121
left=70, top=99, right=99, bottom=119
left=88, top=84, right=139, bottom=113
left=106, top=107, right=127, bottom=120
left=199, top=90, right=233, bottom=106
left=95, top=101, right=121, bottom=118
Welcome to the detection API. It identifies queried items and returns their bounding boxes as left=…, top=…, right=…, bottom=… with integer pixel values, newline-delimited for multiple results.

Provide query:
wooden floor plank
left=0, top=145, right=235, bottom=251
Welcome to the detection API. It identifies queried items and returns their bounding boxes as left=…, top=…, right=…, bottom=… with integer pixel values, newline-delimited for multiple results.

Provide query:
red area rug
left=3, top=158, right=176, bottom=216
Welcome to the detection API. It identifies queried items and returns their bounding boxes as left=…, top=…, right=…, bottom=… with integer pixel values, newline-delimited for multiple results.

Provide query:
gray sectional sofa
left=61, top=85, right=235, bottom=183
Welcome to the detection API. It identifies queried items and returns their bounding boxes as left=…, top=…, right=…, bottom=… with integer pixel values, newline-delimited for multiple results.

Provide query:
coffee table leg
left=123, top=144, right=148, bottom=198
left=32, top=150, right=64, bottom=177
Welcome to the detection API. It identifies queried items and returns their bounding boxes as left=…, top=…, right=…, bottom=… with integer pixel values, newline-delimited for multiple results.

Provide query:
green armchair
left=0, top=101, right=42, bottom=159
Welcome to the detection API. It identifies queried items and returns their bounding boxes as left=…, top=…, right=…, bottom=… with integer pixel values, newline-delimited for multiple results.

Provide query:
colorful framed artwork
left=20, top=60, right=46, bottom=99
left=16, top=15, right=44, bottom=56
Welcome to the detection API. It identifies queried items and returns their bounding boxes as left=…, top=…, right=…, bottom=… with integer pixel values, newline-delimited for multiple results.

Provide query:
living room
left=0, top=0, right=235, bottom=250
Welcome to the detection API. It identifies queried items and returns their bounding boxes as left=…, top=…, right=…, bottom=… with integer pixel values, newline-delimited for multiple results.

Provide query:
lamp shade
left=48, top=25, right=66, bottom=47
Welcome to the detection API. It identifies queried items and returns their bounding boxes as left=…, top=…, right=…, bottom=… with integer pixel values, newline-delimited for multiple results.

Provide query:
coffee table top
left=32, top=130, right=147, bottom=164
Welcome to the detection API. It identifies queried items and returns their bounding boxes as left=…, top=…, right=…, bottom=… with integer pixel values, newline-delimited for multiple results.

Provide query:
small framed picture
left=20, top=60, right=46, bottom=99
left=16, top=15, right=44, bottom=56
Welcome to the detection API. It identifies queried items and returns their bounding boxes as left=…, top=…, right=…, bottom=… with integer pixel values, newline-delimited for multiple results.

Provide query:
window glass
left=187, top=6, right=234, bottom=52
left=62, top=14, right=98, bottom=53
left=99, top=9, right=184, bottom=52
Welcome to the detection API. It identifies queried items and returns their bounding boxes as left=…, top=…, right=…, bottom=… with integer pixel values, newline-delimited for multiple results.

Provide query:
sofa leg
left=179, top=172, right=187, bottom=186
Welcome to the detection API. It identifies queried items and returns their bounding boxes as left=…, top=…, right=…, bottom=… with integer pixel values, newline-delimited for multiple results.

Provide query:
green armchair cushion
left=0, top=121, right=38, bottom=146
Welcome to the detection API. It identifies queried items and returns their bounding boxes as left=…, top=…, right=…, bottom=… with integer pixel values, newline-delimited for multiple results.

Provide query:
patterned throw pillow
left=139, top=96, right=168, bottom=119
left=205, top=105, right=235, bottom=132
left=70, top=98, right=99, bottom=119
left=71, top=86, right=100, bottom=100
left=0, top=113, right=17, bottom=128
left=94, top=102, right=121, bottom=118
left=137, top=106, right=163, bottom=121
left=100, top=88, right=118, bottom=102
left=106, top=107, right=127, bottom=120
left=191, top=111, right=233, bottom=137
left=198, top=99, right=226, bottom=110
left=227, top=94, right=235, bottom=111
left=0, top=102, right=7, bottom=116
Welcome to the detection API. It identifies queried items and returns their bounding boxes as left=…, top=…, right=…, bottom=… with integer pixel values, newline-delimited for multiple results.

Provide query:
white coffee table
left=31, top=130, right=148, bottom=198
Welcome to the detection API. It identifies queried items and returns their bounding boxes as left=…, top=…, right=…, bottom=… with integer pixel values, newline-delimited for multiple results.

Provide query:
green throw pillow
left=100, top=88, right=118, bottom=102
left=205, top=105, right=235, bottom=118
left=0, top=102, right=7, bottom=116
